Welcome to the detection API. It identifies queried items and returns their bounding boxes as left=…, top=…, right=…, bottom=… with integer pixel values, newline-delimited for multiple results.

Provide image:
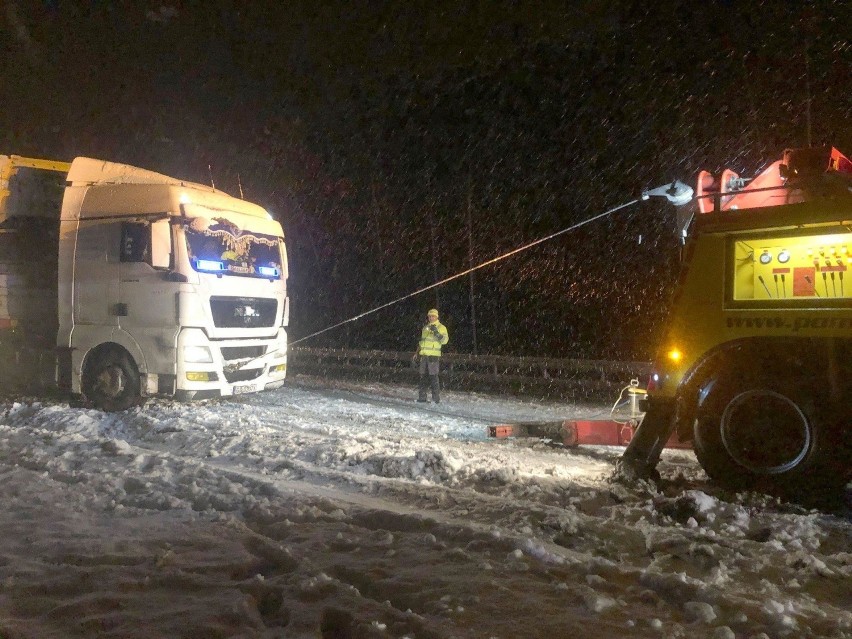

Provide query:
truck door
left=73, top=220, right=120, bottom=326
left=117, top=220, right=179, bottom=370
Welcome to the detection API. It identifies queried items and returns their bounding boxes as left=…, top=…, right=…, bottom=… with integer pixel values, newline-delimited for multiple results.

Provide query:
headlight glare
left=184, top=345, right=213, bottom=363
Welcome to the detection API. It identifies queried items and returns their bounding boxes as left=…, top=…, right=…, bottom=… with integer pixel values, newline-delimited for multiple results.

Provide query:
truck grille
left=210, top=297, right=278, bottom=328
left=220, top=345, right=266, bottom=361
left=223, top=368, right=264, bottom=383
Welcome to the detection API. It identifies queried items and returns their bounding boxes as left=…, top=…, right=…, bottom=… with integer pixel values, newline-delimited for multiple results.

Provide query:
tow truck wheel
left=693, top=370, right=843, bottom=497
left=82, top=348, right=142, bottom=412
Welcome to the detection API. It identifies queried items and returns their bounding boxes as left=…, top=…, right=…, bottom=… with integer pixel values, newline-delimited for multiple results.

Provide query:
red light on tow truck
left=646, top=372, right=659, bottom=392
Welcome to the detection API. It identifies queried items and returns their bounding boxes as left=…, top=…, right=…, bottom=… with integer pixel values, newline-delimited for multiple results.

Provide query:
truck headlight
left=184, top=345, right=213, bottom=363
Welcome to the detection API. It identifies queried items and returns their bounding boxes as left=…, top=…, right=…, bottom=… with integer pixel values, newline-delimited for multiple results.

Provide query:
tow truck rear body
left=488, top=146, right=851, bottom=498
left=619, top=146, right=852, bottom=497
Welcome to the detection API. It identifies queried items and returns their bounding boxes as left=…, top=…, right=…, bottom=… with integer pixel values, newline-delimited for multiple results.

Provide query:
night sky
left=2, top=1, right=850, bottom=359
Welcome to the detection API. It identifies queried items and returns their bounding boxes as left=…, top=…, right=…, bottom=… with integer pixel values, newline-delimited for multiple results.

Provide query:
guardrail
left=288, top=347, right=652, bottom=401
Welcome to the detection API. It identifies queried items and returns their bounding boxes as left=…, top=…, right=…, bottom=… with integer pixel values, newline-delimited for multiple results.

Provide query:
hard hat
left=427, top=308, right=439, bottom=318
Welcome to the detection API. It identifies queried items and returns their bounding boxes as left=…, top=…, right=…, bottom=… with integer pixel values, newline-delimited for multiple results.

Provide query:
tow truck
left=492, top=146, right=852, bottom=499
left=619, top=145, right=852, bottom=497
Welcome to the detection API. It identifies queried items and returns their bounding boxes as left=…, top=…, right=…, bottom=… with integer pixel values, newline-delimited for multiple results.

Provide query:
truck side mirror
left=151, top=219, right=172, bottom=269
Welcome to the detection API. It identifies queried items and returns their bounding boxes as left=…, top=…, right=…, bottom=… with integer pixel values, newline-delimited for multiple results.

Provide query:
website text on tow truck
left=726, top=316, right=852, bottom=331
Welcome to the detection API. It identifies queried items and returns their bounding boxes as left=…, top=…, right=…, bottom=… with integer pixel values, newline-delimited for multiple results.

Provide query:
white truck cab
left=2, top=155, right=288, bottom=410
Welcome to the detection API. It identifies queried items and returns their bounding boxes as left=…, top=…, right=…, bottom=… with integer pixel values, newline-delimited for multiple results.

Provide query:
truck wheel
left=693, top=372, right=844, bottom=497
left=82, top=349, right=141, bottom=412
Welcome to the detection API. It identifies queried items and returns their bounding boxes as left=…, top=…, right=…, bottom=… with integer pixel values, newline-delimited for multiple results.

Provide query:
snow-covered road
left=0, top=376, right=849, bottom=638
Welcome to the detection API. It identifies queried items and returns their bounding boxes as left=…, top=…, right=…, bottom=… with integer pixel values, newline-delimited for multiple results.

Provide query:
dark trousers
left=418, top=356, right=441, bottom=402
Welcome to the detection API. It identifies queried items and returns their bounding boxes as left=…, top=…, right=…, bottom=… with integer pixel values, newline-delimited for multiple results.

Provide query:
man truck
left=618, top=145, right=852, bottom=499
left=0, top=154, right=289, bottom=411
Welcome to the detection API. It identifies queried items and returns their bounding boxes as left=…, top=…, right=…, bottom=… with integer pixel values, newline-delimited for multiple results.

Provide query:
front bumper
left=175, top=327, right=287, bottom=399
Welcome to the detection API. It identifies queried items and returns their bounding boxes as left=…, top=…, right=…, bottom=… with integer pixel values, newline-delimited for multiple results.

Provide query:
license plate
left=233, top=384, right=256, bottom=394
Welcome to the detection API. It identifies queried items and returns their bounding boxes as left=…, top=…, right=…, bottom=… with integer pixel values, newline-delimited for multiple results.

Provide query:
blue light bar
left=195, top=258, right=225, bottom=272
left=257, top=266, right=280, bottom=278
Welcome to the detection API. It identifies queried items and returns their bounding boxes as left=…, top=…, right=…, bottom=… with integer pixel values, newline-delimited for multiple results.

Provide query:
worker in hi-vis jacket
left=416, top=308, right=449, bottom=403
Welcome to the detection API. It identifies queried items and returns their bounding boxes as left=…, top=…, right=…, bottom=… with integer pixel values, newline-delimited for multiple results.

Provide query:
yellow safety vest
left=419, top=321, right=449, bottom=357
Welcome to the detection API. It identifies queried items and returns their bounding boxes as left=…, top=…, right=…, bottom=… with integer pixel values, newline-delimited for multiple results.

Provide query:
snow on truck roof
left=67, top=156, right=201, bottom=188
left=67, top=156, right=273, bottom=222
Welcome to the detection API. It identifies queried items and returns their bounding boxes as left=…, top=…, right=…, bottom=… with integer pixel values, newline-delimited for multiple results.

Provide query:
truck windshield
left=185, top=222, right=283, bottom=279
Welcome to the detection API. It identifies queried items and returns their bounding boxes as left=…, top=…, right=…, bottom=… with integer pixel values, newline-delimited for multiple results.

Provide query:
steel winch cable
left=291, top=197, right=644, bottom=347
left=258, top=180, right=692, bottom=358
